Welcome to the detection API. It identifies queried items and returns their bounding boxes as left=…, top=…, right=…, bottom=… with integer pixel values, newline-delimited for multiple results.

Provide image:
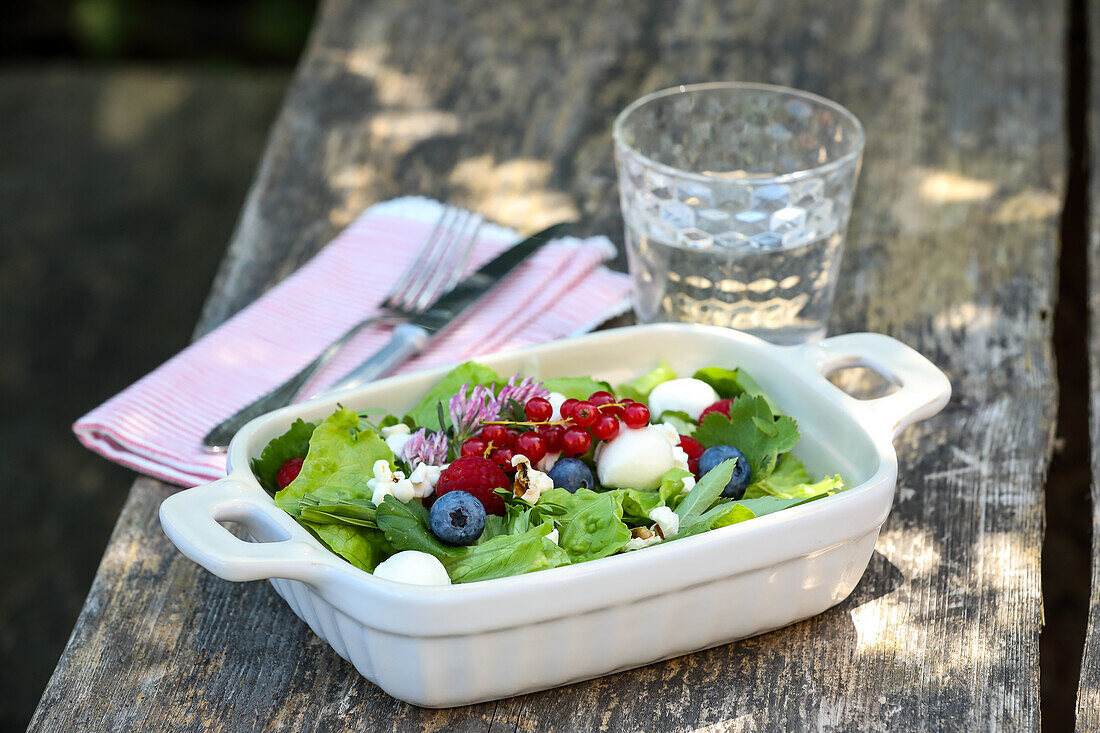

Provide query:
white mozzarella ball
left=372, top=551, right=451, bottom=586
left=596, top=425, right=675, bottom=490
left=646, top=378, right=719, bottom=421
left=547, top=391, right=568, bottom=421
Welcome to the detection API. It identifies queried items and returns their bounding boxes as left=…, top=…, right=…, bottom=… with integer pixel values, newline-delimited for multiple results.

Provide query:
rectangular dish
left=159, top=323, right=950, bottom=707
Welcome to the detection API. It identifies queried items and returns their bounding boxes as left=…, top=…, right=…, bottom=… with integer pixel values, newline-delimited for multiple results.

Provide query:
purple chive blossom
left=448, top=384, right=500, bottom=437
left=497, top=376, right=549, bottom=407
left=404, top=428, right=450, bottom=468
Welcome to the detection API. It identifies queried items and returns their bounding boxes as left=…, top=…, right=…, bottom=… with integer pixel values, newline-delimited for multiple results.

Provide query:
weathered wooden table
left=30, top=0, right=1070, bottom=729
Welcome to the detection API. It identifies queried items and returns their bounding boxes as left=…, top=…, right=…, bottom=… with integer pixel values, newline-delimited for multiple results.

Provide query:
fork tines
left=383, top=206, right=484, bottom=314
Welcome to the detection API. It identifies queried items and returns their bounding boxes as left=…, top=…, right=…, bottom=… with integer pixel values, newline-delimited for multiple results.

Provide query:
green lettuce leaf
left=693, top=395, right=799, bottom=480
left=615, top=361, right=676, bottom=402
left=405, top=361, right=501, bottom=430
left=274, top=409, right=393, bottom=516
left=447, top=524, right=570, bottom=583
left=542, top=376, right=613, bottom=401
left=615, top=489, right=663, bottom=525
left=745, top=454, right=845, bottom=499
left=251, top=418, right=317, bottom=494
left=658, top=467, right=694, bottom=506
left=305, top=523, right=392, bottom=572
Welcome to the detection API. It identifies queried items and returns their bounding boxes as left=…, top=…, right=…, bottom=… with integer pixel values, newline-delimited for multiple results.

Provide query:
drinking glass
left=613, top=82, right=865, bottom=344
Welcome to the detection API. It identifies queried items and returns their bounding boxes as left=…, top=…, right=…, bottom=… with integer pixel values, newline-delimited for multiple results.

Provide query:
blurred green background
left=1, top=1, right=316, bottom=729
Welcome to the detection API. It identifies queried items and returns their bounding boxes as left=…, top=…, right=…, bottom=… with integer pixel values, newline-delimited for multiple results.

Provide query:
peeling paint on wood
left=30, top=0, right=1061, bottom=730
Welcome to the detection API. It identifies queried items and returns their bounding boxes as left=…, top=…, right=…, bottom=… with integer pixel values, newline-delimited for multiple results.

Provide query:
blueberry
left=698, top=445, right=752, bottom=499
left=429, top=491, right=486, bottom=545
left=547, top=458, right=595, bottom=493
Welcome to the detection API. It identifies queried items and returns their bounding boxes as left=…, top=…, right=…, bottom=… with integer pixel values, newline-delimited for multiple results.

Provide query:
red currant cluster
left=459, top=390, right=651, bottom=471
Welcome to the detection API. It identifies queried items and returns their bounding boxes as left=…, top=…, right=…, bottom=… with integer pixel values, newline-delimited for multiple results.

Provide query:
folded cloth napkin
left=75, top=197, right=632, bottom=486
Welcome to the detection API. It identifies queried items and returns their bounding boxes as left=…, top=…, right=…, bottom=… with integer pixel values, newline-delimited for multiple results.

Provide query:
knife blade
left=320, top=222, right=570, bottom=395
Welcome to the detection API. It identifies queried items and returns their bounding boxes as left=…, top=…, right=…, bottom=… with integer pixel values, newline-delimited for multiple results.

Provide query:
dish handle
left=790, top=333, right=951, bottom=440
left=159, top=477, right=339, bottom=584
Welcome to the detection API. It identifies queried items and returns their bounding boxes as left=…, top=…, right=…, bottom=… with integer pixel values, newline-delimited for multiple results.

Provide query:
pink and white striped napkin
left=74, top=197, right=632, bottom=487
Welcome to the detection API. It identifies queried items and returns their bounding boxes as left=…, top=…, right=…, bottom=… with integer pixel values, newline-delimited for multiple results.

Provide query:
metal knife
left=321, top=222, right=568, bottom=395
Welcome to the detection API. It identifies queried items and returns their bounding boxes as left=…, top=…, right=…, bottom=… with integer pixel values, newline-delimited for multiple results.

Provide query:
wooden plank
left=1078, top=0, right=1100, bottom=725
left=31, top=0, right=1062, bottom=730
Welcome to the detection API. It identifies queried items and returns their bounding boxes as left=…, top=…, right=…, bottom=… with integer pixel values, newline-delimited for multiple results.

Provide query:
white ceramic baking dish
left=160, top=324, right=949, bottom=708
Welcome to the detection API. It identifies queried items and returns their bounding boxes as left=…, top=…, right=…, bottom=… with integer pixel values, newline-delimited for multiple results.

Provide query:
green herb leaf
left=539, top=489, right=631, bottom=562
left=405, top=362, right=501, bottom=430
left=692, top=395, right=799, bottom=480
left=273, top=409, right=392, bottom=516
left=250, top=418, right=317, bottom=494
left=615, top=361, right=676, bottom=402
left=299, top=495, right=378, bottom=528
left=658, top=467, right=695, bottom=506
left=614, top=488, right=664, bottom=525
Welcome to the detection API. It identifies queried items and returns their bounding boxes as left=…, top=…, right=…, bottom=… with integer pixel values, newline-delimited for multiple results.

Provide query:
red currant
left=571, top=400, right=598, bottom=427
left=591, top=415, right=620, bottom=441
left=515, top=432, right=547, bottom=463
left=562, top=427, right=592, bottom=456
left=481, top=424, right=508, bottom=445
left=502, top=427, right=520, bottom=447
left=559, top=398, right=579, bottom=419
left=589, top=391, right=615, bottom=406
left=525, top=397, right=553, bottom=422
left=461, top=437, right=488, bottom=457
left=489, top=447, right=515, bottom=470
left=623, top=402, right=650, bottom=428
left=537, top=424, right=565, bottom=452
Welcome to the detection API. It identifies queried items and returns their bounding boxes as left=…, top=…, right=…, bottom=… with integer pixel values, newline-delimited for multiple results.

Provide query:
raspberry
left=700, top=398, right=737, bottom=421
left=276, top=457, right=304, bottom=489
left=678, top=434, right=704, bottom=475
left=434, top=456, right=509, bottom=515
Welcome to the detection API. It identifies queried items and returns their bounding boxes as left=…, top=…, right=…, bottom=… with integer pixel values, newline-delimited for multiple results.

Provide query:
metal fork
left=203, top=205, right=483, bottom=451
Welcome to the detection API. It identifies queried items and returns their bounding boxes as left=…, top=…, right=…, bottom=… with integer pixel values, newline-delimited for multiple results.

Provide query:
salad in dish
left=254, top=362, right=844, bottom=585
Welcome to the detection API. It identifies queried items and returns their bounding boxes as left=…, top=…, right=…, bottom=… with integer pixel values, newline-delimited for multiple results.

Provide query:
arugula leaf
left=447, top=524, right=570, bottom=583
left=299, top=496, right=378, bottom=528
left=657, top=410, right=696, bottom=436
left=692, top=396, right=799, bottom=480
left=675, top=458, right=737, bottom=523
left=693, top=366, right=781, bottom=415
left=678, top=500, right=756, bottom=537
left=305, top=523, right=392, bottom=572
left=273, top=409, right=393, bottom=516
left=615, top=361, right=676, bottom=402
left=542, top=376, right=613, bottom=401
left=251, top=418, right=317, bottom=494
left=375, top=496, right=466, bottom=559
left=479, top=514, right=510, bottom=543
left=405, top=362, right=501, bottom=430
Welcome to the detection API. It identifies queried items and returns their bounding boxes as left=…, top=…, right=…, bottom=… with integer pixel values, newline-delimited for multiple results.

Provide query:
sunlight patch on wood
left=450, top=154, right=578, bottom=230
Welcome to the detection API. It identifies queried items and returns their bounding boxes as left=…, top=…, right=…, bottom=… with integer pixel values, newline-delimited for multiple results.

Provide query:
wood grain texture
left=31, top=0, right=1063, bottom=730
left=1079, top=0, right=1100, bottom=725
